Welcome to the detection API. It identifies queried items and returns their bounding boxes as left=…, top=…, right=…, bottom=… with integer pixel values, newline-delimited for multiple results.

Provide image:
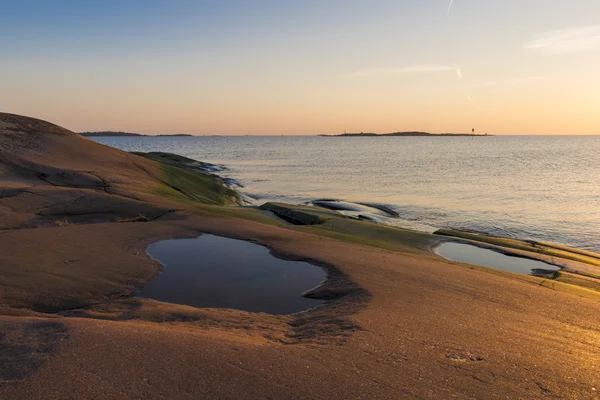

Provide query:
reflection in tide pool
left=137, top=234, right=326, bottom=314
left=435, top=242, right=560, bottom=276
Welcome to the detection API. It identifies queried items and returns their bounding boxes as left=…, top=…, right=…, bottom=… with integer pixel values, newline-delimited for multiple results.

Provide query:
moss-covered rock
left=133, top=152, right=240, bottom=206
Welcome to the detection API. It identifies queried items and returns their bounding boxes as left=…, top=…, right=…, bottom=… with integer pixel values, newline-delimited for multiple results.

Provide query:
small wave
left=221, top=177, right=244, bottom=188
left=191, top=161, right=228, bottom=173
left=356, top=202, right=400, bottom=218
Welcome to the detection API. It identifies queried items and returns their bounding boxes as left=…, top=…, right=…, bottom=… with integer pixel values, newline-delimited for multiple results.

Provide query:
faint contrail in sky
left=447, top=0, right=454, bottom=14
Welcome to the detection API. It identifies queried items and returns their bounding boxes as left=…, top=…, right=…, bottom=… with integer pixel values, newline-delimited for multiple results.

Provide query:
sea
left=93, top=135, right=600, bottom=252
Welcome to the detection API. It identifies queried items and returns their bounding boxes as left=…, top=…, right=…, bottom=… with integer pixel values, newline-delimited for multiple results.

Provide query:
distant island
left=80, top=131, right=192, bottom=137
left=320, top=131, right=490, bottom=137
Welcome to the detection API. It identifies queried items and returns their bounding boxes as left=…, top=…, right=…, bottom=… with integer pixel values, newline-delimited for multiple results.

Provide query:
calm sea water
left=94, top=135, right=600, bottom=252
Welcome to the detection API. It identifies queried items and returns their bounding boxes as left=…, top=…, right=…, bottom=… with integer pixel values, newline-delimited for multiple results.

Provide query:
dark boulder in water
left=309, top=199, right=399, bottom=223
left=260, top=202, right=341, bottom=225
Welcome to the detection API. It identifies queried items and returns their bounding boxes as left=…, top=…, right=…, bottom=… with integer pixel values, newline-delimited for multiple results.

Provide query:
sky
left=0, top=0, right=599, bottom=135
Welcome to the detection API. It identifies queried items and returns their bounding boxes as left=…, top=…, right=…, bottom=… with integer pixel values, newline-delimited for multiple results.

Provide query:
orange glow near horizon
left=1, top=2, right=599, bottom=135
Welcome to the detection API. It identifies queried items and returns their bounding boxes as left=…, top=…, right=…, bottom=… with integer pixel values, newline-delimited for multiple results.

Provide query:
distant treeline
left=80, top=131, right=192, bottom=137
left=320, top=131, right=490, bottom=137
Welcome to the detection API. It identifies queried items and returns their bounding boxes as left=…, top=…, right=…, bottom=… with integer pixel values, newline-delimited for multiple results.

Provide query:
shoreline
left=91, top=135, right=600, bottom=253
left=235, top=184, right=599, bottom=253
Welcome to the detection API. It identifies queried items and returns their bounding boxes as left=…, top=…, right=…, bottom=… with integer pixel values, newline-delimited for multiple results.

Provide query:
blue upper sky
left=1, top=1, right=599, bottom=134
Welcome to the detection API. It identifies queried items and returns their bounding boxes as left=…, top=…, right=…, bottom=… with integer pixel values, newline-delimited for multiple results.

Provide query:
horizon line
left=82, top=131, right=600, bottom=137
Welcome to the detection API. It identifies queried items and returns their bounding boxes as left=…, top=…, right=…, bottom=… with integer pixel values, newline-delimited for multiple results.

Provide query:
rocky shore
left=1, top=112, right=599, bottom=399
